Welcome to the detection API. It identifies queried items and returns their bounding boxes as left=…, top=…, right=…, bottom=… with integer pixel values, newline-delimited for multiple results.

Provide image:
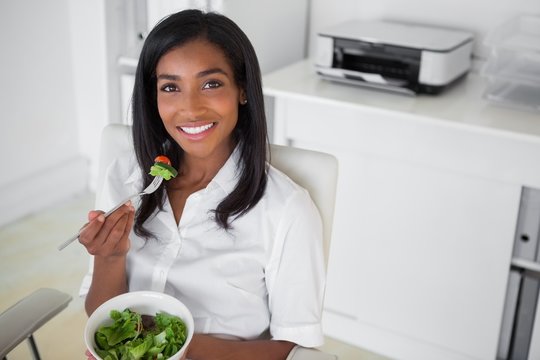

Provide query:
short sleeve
left=265, top=188, right=326, bottom=347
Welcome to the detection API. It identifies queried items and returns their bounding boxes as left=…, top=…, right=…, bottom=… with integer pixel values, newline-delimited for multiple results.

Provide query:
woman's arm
left=188, top=334, right=296, bottom=360
left=80, top=203, right=135, bottom=315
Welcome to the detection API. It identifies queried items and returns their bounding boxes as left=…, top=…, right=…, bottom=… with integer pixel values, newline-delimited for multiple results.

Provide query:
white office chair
left=97, top=124, right=339, bottom=359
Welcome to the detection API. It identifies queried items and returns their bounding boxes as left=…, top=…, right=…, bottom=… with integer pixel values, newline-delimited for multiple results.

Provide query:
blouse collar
left=207, top=145, right=242, bottom=195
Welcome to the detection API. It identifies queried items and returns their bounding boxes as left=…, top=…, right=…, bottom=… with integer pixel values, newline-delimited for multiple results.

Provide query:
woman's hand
left=81, top=202, right=134, bottom=316
left=187, top=334, right=295, bottom=360
left=79, top=202, right=135, bottom=258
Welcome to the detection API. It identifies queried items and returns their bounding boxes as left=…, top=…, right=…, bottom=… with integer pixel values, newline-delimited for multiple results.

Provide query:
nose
left=179, top=90, right=205, bottom=119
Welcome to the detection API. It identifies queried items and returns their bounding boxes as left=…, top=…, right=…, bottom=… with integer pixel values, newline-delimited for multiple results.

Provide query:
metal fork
left=57, top=176, right=164, bottom=251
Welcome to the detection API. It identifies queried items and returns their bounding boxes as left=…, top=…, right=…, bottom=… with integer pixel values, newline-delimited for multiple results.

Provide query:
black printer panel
left=333, top=38, right=422, bottom=90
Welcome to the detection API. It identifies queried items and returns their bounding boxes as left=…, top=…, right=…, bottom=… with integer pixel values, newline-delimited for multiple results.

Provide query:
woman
left=80, top=9, right=325, bottom=359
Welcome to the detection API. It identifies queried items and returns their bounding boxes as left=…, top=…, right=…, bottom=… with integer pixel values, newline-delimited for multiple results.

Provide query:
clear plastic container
left=484, top=80, right=540, bottom=112
left=482, top=15, right=540, bottom=112
left=484, top=14, right=540, bottom=53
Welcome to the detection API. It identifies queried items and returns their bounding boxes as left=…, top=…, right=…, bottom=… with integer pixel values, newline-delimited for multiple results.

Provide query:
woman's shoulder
left=265, top=164, right=310, bottom=203
left=96, top=151, right=139, bottom=208
left=100, top=151, right=141, bottom=193
left=263, top=163, right=321, bottom=226
left=106, top=151, right=139, bottom=178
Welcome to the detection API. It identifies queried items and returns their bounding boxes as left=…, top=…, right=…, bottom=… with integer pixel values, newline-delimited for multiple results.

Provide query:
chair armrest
left=286, top=345, right=338, bottom=360
left=0, top=288, right=72, bottom=357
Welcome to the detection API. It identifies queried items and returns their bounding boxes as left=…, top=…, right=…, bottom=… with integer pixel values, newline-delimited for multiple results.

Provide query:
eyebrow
left=157, top=68, right=229, bottom=81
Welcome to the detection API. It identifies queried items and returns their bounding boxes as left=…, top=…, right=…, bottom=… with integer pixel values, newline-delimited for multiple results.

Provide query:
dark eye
left=203, top=80, right=222, bottom=90
left=160, top=83, right=178, bottom=92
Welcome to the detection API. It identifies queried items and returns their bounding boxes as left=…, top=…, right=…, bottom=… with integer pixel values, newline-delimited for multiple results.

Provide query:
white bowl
left=84, top=291, right=194, bottom=360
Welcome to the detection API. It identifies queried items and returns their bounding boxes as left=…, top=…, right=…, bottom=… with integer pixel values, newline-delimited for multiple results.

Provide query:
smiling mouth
left=180, top=123, right=215, bottom=135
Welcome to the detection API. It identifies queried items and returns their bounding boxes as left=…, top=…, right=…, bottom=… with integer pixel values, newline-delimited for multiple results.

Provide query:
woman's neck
left=170, top=142, right=236, bottom=191
left=166, top=143, right=236, bottom=225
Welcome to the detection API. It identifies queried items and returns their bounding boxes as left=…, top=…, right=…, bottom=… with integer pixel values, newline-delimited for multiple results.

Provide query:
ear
left=239, top=89, right=247, bottom=105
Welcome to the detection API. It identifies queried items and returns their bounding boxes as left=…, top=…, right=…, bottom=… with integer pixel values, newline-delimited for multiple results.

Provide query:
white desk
left=263, top=60, right=540, bottom=360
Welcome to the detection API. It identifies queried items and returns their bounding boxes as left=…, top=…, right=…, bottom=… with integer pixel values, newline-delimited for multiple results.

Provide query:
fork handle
left=57, top=192, right=141, bottom=251
left=103, top=193, right=140, bottom=217
left=57, top=232, right=81, bottom=251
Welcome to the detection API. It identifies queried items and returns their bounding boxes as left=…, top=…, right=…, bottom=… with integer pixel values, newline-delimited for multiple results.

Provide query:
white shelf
left=263, top=59, right=540, bottom=141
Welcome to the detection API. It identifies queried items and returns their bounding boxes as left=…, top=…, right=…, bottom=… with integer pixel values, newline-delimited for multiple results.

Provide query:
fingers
left=85, top=349, right=96, bottom=360
left=79, top=213, right=105, bottom=242
left=79, top=202, right=135, bottom=256
left=115, top=204, right=136, bottom=254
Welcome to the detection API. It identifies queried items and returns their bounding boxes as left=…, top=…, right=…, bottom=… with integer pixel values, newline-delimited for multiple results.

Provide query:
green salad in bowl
left=85, top=291, right=194, bottom=360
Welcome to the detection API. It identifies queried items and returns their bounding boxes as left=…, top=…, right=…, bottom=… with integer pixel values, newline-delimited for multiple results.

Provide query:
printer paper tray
left=318, top=72, right=416, bottom=96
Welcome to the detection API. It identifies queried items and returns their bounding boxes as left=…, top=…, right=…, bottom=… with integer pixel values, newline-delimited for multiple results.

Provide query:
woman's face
left=155, top=39, right=245, bottom=161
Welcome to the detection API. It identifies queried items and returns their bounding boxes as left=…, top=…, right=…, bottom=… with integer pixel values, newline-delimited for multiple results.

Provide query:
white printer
left=315, top=20, right=474, bottom=95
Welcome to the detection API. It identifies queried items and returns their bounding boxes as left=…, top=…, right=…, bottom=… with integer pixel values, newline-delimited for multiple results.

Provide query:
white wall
left=69, top=1, right=109, bottom=192
left=217, top=0, right=309, bottom=75
left=143, top=0, right=310, bottom=75
left=309, top=0, right=540, bottom=60
left=0, top=0, right=107, bottom=227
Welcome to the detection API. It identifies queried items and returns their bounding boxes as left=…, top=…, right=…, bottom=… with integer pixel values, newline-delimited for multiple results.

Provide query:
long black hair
left=131, top=9, right=268, bottom=238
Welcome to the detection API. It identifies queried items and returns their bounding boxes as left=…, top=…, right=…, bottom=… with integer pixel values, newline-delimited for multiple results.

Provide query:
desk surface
left=263, top=59, right=540, bottom=142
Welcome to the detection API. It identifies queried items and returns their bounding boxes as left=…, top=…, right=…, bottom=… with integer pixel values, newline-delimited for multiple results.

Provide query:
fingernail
left=97, top=215, right=105, bottom=223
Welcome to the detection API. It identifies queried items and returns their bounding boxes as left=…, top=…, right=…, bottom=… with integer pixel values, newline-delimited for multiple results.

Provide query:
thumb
left=87, top=210, right=105, bottom=222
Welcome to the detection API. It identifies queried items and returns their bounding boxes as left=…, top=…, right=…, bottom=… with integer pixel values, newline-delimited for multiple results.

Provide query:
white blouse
left=80, top=148, right=325, bottom=347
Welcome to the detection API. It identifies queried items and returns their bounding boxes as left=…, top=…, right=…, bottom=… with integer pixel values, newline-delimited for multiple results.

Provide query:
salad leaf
left=128, top=336, right=153, bottom=360
left=149, top=162, right=178, bottom=181
left=94, top=309, right=187, bottom=360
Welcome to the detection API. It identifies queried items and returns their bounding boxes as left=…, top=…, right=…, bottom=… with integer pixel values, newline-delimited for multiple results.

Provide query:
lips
left=179, top=122, right=215, bottom=135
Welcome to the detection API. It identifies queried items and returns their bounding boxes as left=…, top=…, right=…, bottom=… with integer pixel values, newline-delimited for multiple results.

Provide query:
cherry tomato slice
left=154, top=155, right=171, bottom=166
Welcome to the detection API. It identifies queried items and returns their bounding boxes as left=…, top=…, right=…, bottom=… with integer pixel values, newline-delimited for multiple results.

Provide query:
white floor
left=0, top=191, right=389, bottom=360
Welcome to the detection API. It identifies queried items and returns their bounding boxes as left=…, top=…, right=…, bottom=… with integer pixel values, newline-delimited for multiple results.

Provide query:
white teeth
left=181, top=123, right=214, bottom=134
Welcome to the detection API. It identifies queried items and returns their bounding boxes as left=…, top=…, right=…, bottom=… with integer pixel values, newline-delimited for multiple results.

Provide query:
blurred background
left=0, top=0, right=538, bottom=227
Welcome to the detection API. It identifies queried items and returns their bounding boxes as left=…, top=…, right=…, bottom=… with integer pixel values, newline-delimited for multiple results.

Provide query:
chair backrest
left=98, top=124, right=338, bottom=266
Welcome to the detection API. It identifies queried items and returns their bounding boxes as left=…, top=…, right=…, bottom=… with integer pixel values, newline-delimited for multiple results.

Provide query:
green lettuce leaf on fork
left=149, top=162, right=178, bottom=181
